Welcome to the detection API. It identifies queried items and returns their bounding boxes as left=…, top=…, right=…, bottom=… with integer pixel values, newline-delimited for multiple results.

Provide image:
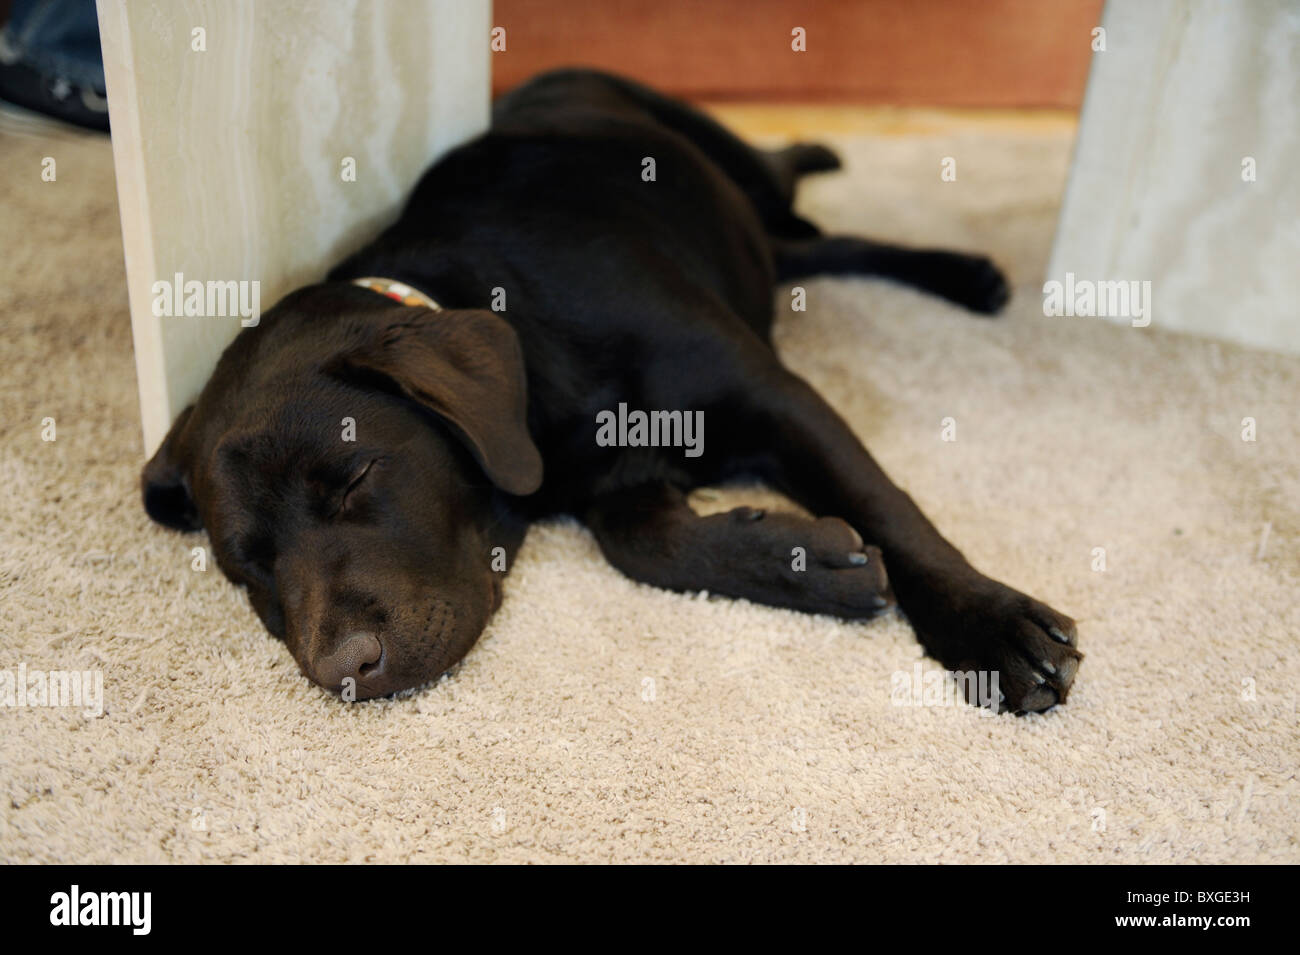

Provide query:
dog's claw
left=848, top=551, right=868, bottom=566
left=1018, top=685, right=1058, bottom=713
left=1048, top=626, right=1072, bottom=645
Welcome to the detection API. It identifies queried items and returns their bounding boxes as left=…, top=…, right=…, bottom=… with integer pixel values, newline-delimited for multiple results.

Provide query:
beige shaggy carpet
left=2, top=106, right=1298, bottom=864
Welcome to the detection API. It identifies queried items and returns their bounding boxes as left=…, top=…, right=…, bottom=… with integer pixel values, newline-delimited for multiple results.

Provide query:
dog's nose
left=313, top=631, right=384, bottom=690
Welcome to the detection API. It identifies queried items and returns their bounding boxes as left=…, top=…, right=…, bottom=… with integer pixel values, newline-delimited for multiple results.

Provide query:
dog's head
left=142, top=284, right=542, bottom=699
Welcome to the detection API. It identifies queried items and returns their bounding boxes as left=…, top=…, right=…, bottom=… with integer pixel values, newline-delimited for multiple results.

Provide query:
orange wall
left=492, top=0, right=1104, bottom=107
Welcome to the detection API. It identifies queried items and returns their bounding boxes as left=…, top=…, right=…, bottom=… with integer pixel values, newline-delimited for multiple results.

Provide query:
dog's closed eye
left=335, top=458, right=379, bottom=516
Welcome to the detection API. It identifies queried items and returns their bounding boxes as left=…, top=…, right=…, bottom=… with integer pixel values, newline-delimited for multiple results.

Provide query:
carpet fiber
left=2, top=107, right=1297, bottom=863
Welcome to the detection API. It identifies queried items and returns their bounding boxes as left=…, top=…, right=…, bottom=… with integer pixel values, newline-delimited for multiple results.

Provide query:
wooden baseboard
left=491, top=0, right=1104, bottom=107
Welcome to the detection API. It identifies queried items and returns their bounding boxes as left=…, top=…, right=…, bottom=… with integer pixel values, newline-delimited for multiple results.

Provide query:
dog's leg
left=584, top=483, right=893, bottom=620
left=746, top=365, right=1081, bottom=712
left=773, top=236, right=1011, bottom=314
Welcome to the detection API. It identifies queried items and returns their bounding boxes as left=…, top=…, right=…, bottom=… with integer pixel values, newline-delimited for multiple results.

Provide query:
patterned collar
left=351, top=276, right=442, bottom=311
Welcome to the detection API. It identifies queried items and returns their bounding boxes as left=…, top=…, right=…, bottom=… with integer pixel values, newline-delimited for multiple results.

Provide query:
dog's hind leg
left=773, top=236, right=1011, bottom=315
left=552, top=70, right=832, bottom=237
left=583, top=483, right=893, bottom=620
left=761, top=142, right=842, bottom=203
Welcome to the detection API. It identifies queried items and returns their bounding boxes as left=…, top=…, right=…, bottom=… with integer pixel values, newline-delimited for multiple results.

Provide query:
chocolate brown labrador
left=142, top=69, right=1080, bottom=711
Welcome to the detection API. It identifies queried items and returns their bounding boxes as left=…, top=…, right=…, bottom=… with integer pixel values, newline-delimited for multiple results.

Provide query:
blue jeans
left=2, top=0, right=104, bottom=91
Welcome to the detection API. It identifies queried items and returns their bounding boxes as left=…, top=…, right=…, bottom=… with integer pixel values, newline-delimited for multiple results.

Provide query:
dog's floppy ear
left=333, top=310, right=543, bottom=496
left=142, top=405, right=202, bottom=531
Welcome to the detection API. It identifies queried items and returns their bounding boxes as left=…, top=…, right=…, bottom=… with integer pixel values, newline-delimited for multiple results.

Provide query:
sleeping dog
left=142, top=69, right=1081, bottom=712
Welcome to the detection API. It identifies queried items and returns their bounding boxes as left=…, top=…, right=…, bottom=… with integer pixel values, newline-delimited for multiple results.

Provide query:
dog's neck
left=350, top=276, right=443, bottom=311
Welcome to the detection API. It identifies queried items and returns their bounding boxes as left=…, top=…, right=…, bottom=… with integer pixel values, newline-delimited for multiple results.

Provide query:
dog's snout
left=313, top=631, right=384, bottom=689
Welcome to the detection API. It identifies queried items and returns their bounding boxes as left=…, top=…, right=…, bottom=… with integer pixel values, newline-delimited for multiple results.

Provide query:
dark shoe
left=0, top=33, right=108, bottom=132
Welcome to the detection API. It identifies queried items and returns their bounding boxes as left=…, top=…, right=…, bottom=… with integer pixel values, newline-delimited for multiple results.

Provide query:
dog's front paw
left=722, top=509, right=894, bottom=619
left=911, top=577, right=1081, bottom=713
